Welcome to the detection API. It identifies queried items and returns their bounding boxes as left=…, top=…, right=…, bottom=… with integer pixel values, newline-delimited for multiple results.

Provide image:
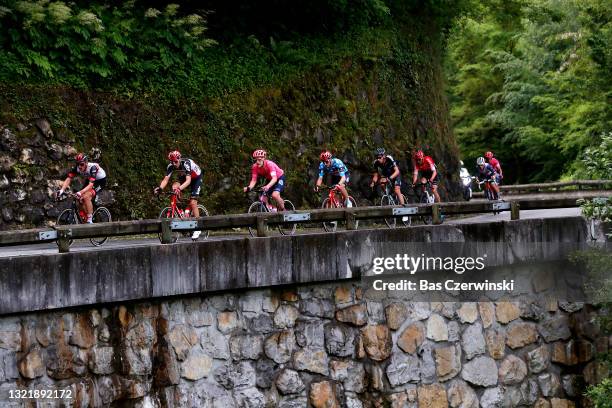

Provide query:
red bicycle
left=320, top=184, right=358, bottom=232
left=156, top=191, right=209, bottom=243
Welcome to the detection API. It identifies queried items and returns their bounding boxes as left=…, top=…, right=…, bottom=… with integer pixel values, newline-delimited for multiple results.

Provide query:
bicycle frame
left=327, top=185, right=344, bottom=208
left=162, top=192, right=186, bottom=218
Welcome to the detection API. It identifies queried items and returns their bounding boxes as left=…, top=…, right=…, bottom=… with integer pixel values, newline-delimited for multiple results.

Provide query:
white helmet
left=476, top=157, right=486, bottom=166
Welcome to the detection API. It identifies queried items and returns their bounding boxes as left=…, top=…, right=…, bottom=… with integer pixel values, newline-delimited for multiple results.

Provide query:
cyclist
left=475, top=157, right=500, bottom=198
left=369, top=147, right=405, bottom=205
left=315, top=151, right=351, bottom=207
left=153, top=150, right=203, bottom=240
left=56, top=153, right=107, bottom=224
left=411, top=150, right=441, bottom=203
left=243, top=149, right=286, bottom=211
left=484, top=151, right=503, bottom=183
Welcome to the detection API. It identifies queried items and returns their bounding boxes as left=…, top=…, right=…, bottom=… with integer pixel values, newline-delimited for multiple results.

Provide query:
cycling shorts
left=82, top=177, right=106, bottom=196
left=418, top=171, right=440, bottom=186
left=331, top=174, right=350, bottom=186
left=266, top=175, right=286, bottom=197
left=179, top=175, right=202, bottom=198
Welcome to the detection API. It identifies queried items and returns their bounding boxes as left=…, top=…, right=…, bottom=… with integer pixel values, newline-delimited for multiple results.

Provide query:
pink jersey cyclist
left=250, top=159, right=284, bottom=184
left=244, top=149, right=286, bottom=211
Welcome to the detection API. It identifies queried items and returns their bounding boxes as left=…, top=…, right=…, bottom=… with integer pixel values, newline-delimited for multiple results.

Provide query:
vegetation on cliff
left=0, top=0, right=464, bottom=221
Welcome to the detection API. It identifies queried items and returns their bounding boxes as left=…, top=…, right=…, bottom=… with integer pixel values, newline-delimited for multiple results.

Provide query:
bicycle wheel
left=278, top=200, right=297, bottom=236
left=158, top=207, right=180, bottom=244
left=321, top=198, right=338, bottom=232
left=195, top=205, right=210, bottom=240
left=248, top=201, right=269, bottom=237
left=90, top=207, right=111, bottom=246
left=56, top=209, right=77, bottom=247
left=400, top=195, right=411, bottom=227
left=347, top=196, right=359, bottom=229
left=381, top=195, right=396, bottom=229
left=421, top=192, right=433, bottom=225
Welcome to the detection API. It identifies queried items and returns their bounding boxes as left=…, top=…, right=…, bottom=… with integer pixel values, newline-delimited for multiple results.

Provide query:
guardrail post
left=57, top=229, right=71, bottom=253
left=511, top=202, right=520, bottom=220
left=256, top=215, right=268, bottom=237
left=345, top=210, right=357, bottom=230
left=432, top=204, right=441, bottom=225
left=161, top=218, right=173, bottom=244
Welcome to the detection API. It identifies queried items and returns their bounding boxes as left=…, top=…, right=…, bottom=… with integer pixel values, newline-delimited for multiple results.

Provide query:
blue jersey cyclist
left=475, top=157, right=500, bottom=197
left=153, top=150, right=203, bottom=240
left=315, top=151, right=351, bottom=207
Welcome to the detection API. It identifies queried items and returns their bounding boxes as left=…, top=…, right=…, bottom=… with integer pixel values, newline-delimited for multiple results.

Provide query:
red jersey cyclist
left=411, top=150, right=442, bottom=203
left=315, top=151, right=351, bottom=207
left=243, top=149, right=286, bottom=211
left=484, top=151, right=503, bottom=183
left=57, top=153, right=107, bottom=224
left=153, top=150, right=203, bottom=240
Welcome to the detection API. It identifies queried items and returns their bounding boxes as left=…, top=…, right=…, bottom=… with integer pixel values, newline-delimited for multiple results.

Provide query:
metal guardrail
left=1, top=195, right=608, bottom=253
left=498, top=179, right=612, bottom=193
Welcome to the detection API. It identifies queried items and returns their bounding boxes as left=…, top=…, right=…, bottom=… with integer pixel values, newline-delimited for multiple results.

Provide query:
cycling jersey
left=250, top=160, right=284, bottom=183
left=319, top=158, right=348, bottom=177
left=68, top=162, right=106, bottom=182
left=415, top=156, right=436, bottom=172
left=166, top=158, right=202, bottom=179
left=475, top=164, right=497, bottom=181
left=373, top=155, right=400, bottom=178
left=488, top=157, right=500, bottom=169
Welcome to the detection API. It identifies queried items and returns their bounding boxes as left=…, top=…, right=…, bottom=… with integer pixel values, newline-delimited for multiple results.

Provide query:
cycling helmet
left=413, top=150, right=424, bottom=160
left=75, top=153, right=88, bottom=163
left=320, top=151, right=332, bottom=161
left=477, top=157, right=486, bottom=166
left=168, top=150, right=181, bottom=161
left=484, top=151, right=493, bottom=159
left=375, top=147, right=386, bottom=157
left=252, top=149, right=266, bottom=159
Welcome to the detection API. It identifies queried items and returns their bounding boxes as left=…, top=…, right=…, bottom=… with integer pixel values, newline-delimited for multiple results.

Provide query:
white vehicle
left=459, top=160, right=473, bottom=201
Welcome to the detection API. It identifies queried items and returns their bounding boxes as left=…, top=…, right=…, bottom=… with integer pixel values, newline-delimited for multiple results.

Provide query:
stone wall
left=0, top=282, right=607, bottom=407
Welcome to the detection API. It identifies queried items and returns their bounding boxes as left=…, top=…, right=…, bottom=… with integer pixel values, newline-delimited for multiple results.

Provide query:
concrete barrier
left=0, top=216, right=595, bottom=315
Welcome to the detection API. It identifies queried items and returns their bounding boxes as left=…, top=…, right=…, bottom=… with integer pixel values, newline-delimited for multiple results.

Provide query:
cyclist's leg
left=190, top=176, right=202, bottom=216
left=490, top=180, right=500, bottom=196
left=82, top=190, right=94, bottom=222
left=270, top=191, right=284, bottom=210
left=431, top=174, right=441, bottom=202
left=338, top=175, right=350, bottom=205
left=393, top=178, right=404, bottom=204
left=269, top=176, right=285, bottom=210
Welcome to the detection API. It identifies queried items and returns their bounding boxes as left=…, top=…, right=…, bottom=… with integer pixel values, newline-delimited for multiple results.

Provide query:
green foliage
left=586, top=377, right=612, bottom=408
left=446, top=0, right=612, bottom=182
left=578, top=132, right=612, bottom=179
left=0, top=1, right=215, bottom=89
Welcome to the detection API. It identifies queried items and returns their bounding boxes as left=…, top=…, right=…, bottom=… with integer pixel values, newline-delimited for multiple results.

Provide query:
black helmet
left=375, top=147, right=385, bottom=157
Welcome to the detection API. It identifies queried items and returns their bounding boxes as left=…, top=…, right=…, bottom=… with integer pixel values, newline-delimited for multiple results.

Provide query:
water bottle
left=184, top=209, right=190, bottom=217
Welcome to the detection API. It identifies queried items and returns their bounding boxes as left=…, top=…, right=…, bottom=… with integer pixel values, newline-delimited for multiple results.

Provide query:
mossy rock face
left=0, top=26, right=461, bottom=228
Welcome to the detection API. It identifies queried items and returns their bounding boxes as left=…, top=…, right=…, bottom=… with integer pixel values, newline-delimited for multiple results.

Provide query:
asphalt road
left=0, top=207, right=583, bottom=258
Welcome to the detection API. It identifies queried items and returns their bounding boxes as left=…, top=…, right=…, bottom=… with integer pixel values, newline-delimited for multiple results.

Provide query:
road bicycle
left=157, top=191, right=209, bottom=243
left=247, top=188, right=297, bottom=237
left=320, top=185, right=358, bottom=232
left=413, top=181, right=439, bottom=225
left=376, top=179, right=410, bottom=228
left=474, top=177, right=501, bottom=201
left=56, top=191, right=112, bottom=247
left=474, top=177, right=502, bottom=214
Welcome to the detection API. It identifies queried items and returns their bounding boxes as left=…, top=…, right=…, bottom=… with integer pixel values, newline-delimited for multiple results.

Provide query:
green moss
left=0, top=17, right=461, bottom=221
